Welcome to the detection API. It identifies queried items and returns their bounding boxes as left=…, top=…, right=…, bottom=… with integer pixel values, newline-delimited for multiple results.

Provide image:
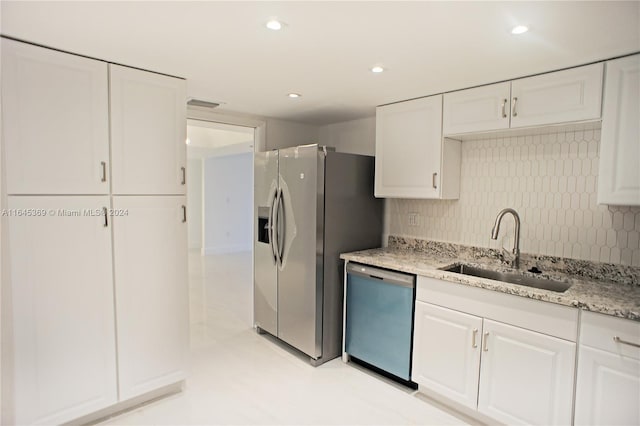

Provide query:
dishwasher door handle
left=346, top=263, right=415, bottom=288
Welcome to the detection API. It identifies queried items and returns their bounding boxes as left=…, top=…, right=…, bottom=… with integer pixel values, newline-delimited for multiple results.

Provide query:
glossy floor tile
left=100, top=251, right=472, bottom=425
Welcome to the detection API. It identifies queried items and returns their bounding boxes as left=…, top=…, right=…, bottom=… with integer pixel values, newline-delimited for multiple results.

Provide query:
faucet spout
left=491, top=208, right=521, bottom=269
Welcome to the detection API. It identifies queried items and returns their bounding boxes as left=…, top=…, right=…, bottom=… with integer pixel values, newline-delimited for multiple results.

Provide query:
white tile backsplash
left=387, top=128, right=640, bottom=267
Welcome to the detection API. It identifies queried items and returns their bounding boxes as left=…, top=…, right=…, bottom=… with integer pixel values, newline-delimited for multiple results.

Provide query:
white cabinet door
left=574, top=310, right=640, bottom=425
left=1, top=39, right=110, bottom=195
left=597, top=54, right=640, bottom=206
left=511, top=63, right=603, bottom=128
left=110, top=65, right=186, bottom=195
left=112, top=196, right=189, bottom=400
left=8, top=196, right=117, bottom=425
left=375, top=95, right=447, bottom=199
left=412, top=302, right=482, bottom=409
left=478, top=320, right=575, bottom=425
left=574, top=345, right=640, bottom=426
left=443, top=82, right=511, bottom=135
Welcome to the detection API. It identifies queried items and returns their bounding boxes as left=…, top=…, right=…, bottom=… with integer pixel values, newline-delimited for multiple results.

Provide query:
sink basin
left=443, top=264, right=572, bottom=293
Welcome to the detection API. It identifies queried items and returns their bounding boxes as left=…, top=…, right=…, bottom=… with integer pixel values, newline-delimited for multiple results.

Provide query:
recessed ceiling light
left=371, top=66, right=385, bottom=73
left=287, top=93, right=301, bottom=98
left=511, top=25, right=529, bottom=35
left=266, top=20, right=283, bottom=31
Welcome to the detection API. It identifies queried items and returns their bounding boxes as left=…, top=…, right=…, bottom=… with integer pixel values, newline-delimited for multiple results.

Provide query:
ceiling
left=1, top=1, right=639, bottom=125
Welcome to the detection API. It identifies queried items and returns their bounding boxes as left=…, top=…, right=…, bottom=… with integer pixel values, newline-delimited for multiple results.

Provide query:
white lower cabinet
left=412, top=301, right=482, bottom=409
left=5, top=196, right=189, bottom=424
left=574, top=347, right=640, bottom=426
left=7, top=196, right=117, bottom=425
left=574, top=311, right=640, bottom=425
left=112, top=196, right=189, bottom=400
left=413, top=276, right=577, bottom=426
left=478, top=319, right=575, bottom=426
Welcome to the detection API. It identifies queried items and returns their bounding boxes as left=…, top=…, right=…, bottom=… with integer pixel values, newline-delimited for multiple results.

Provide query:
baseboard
left=414, top=386, right=494, bottom=426
left=63, top=381, right=184, bottom=426
left=201, top=244, right=250, bottom=255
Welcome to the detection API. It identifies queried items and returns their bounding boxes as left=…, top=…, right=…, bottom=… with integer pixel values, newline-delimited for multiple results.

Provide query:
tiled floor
left=101, top=251, right=471, bottom=425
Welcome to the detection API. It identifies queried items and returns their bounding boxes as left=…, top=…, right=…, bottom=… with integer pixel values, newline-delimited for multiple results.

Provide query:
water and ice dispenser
left=257, top=206, right=270, bottom=244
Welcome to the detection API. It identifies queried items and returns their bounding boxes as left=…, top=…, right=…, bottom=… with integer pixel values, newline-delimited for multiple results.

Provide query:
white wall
left=187, top=158, right=202, bottom=250
left=202, top=153, right=253, bottom=254
left=318, top=116, right=384, bottom=243
left=266, top=118, right=320, bottom=150
left=318, top=116, right=376, bottom=156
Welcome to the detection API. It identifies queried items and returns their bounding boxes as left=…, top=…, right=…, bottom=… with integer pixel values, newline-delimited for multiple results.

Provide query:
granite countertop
left=340, top=238, right=640, bottom=322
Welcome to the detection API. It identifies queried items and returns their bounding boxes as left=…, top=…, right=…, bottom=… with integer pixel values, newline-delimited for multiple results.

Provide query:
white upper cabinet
left=442, top=63, right=603, bottom=135
left=110, top=65, right=187, bottom=195
left=8, top=196, right=117, bottom=425
left=1, top=38, right=110, bottom=194
left=375, top=95, right=460, bottom=199
left=597, top=54, right=640, bottom=206
left=443, top=82, right=511, bottom=134
left=477, top=319, right=576, bottom=426
left=112, top=196, right=189, bottom=401
left=510, top=63, right=603, bottom=128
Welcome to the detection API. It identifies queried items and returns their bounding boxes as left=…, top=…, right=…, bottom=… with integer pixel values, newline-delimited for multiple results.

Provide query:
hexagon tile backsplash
left=386, top=128, right=640, bottom=267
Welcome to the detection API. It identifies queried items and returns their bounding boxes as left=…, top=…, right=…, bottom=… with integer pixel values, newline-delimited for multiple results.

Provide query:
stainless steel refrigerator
left=254, top=144, right=383, bottom=366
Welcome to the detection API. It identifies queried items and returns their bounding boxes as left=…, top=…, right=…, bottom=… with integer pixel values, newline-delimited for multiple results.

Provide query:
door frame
left=186, top=107, right=266, bottom=327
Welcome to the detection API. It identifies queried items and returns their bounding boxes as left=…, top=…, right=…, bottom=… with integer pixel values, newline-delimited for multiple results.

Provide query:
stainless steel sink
left=443, top=264, right=572, bottom=293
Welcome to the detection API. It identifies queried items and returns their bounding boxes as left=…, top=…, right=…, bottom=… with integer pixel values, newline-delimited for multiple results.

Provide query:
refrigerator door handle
left=268, top=187, right=278, bottom=264
left=275, top=188, right=285, bottom=266
left=272, top=188, right=282, bottom=266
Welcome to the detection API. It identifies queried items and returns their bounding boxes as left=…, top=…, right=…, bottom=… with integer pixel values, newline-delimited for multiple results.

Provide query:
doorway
left=185, top=116, right=262, bottom=345
left=186, top=120, right=254, bottom=254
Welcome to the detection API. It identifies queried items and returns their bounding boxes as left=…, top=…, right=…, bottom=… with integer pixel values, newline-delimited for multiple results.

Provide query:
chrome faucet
left=491, top=208, right=521, bottom=269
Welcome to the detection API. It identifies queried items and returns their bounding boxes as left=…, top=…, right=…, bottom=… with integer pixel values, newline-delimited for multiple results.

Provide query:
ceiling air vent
left=187, top=98, right=220, bottom=109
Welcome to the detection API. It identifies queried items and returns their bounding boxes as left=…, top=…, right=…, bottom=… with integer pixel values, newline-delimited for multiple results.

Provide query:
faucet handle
left=498, top=247, right=510, bottom=263
left=498, top=247, right=519, bottom=268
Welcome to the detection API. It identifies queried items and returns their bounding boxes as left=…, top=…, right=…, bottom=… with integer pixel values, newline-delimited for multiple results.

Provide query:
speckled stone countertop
left=341, top=237, right=640, bottom=321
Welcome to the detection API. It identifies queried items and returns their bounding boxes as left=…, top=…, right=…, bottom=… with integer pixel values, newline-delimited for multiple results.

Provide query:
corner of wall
left=318, top=116, right=376, bottom=156
left=265, top=118, right=321, bottom=150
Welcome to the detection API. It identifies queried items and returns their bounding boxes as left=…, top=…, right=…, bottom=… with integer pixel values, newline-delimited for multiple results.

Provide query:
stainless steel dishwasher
left=345, top=262, right=416, bottom=382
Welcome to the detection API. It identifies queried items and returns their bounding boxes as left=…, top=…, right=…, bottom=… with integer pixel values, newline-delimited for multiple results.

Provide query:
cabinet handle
left=182, top=205, right=187, bottom=223
left=501, top=99, right=507, bottom=118
left=103, top=207, right=108, bottom=227
left=181, top=167, right=186, bottom=185
left=472, top=328, right=478, bottom=348
left=613, top=336, right=640, bottom=349
left=483, top=332, right=489, bottom=351
left=101, top=161, right=107, bottom=182
left=512, top=97, right=518, bottom=117
left=432, top=172, right=438, bottom=189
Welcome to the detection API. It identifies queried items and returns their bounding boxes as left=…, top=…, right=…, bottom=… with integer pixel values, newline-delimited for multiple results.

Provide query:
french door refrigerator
left=254, top=144, right=382, bottom=365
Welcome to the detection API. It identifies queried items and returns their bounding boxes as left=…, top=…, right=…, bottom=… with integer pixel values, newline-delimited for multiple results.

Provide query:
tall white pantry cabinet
left=1, top=38, right=188, bottom=425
